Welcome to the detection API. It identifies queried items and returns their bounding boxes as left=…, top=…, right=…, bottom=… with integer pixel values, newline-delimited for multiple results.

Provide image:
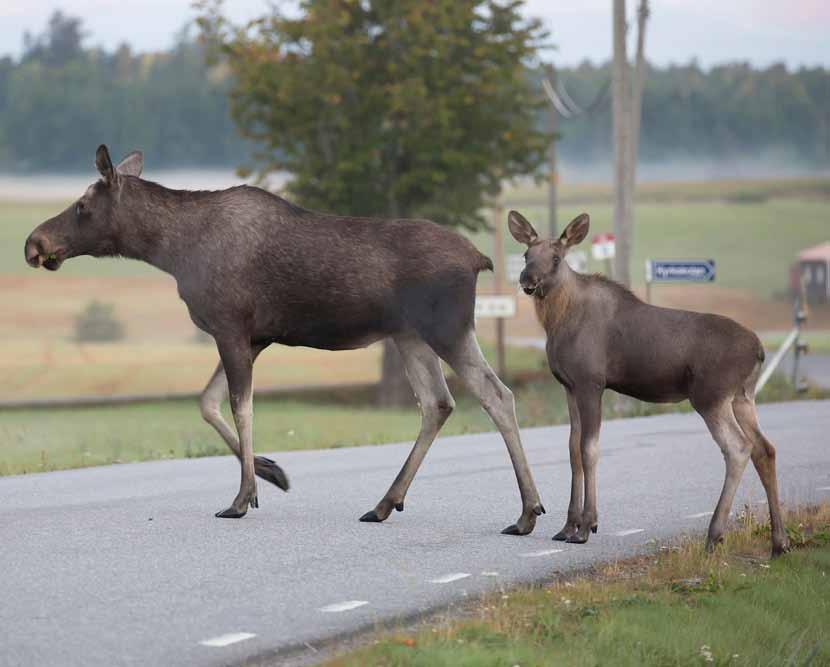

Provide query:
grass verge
left=0, top=370, right=824, bottom=476
left=326, top=503, right=830, bottom=667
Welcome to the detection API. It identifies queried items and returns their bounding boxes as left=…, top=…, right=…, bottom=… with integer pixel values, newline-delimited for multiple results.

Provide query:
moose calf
left=508, top=210, right=788, bottom=557
left=24, top=145, right=546, bottom=534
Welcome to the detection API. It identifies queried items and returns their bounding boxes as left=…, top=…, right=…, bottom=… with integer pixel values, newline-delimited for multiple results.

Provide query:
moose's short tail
left=476, top=252, right=494, bottom=273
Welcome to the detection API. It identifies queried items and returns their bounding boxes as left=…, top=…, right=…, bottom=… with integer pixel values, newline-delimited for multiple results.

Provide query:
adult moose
left=24, top=145, right=546, bottom=534
left=507, top=210, right=788, bottom=557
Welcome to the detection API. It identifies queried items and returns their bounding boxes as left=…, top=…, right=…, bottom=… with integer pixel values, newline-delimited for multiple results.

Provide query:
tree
left=23, top=10, right=87, bottom=67
left=198, top=0, right=551, bottom=406
left=611, top=0, right=649, bottom=287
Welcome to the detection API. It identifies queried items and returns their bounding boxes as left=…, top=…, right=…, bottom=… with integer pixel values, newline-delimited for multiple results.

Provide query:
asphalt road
left=2, top=401, right=829, bottom=667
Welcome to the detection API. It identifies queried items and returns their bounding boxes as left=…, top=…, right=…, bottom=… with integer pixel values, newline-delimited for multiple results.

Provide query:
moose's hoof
left=565, top=533, right=589, bottom=544
left=501, top=522, right=534, bottom=536
left=215, top=507, right=247, bottom=519
left=395, top=501, right=404, bottom=512
left=359, top=510, right=384, bottom=523
left=534, top=504, right=547, bottom=516
left=552, top=527, right=576, bottom=541
left=771, top=542, right=790, bottom=559
left=255, top=456, right=290, bottom=492
left=591, top=524, right=598, bottom=534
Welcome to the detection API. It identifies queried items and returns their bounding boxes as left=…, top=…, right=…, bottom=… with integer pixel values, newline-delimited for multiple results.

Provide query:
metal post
left=492, top=200, right=506, bottom=379
left=546, top=64, right=558, bottom=239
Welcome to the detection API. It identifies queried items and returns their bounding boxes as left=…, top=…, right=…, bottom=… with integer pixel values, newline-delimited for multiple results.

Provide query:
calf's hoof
left=359, top=510, right=384, bottom=523
left=255, top=456, right=290, bottom=492
left=215, top=507, right=247, bottom=519
left=552, top=523, right=578, bottom=541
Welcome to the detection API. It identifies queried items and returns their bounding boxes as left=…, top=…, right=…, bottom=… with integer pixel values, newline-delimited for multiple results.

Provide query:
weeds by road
left=327, top=503, right=830, bottom=667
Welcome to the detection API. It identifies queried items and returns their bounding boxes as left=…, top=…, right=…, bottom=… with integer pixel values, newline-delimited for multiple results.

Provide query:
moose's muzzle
left=25, top=232, right=64, bottom=271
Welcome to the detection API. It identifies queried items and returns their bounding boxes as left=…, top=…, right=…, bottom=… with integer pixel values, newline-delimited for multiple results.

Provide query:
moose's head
left=507, top=210, right=590, bottom=298
left=24, top=145, right=143, bottom=271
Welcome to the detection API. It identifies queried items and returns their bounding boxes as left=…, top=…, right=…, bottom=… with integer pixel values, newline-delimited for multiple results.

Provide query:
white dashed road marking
left=686, top=511, right=713, bottom=519
left=319, top=600, right=369, bottom=613
left=520, top=549, right=563, bottom=558
left=480, top=571, right=500, bottom=577
left=612, top=528, right=645, bottom=537
left=430, top=573, right=471, bottom=584
left=817, top=486, right=830, bottom=491
left=199, top=633, right=257, bottom=647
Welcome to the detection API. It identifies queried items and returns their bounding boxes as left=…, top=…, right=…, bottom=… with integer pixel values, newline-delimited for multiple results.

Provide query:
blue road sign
left=646, top=259, right=716, bottom=283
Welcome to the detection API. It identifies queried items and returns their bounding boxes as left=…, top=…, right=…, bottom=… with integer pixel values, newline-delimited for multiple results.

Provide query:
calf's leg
left=568, top=387, right=602, bottom=544
left=360, top=335, right=455, bottom=523
left=213, top=335, right=259, bottom=519
left=699, top=400, right=753, bottom=550
left=732, top=396, right=789, bottom=557
left=200, top=353, right=289, bottom=492
left=444, top=329, right=544, bottom=536
left=553, top=389, right=583, bottom=541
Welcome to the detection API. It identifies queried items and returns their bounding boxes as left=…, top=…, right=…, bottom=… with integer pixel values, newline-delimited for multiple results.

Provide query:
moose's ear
left=95, top=145, right=116, bottom=185
left=507, top=210, right=539, bottom=246
left=116, top=150, right=143, bottom=178
left=560, top=213, right=590, bottom=248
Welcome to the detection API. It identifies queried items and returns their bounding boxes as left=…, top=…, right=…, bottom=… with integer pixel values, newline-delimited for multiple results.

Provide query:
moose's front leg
left=553, top=390, right=583, bottom=541
left=568, top=387, right=602, bottom=544
left=214, top=336, right=258, bottom=518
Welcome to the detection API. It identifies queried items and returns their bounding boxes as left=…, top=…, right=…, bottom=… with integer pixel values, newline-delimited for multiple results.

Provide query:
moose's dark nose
left=25, top=233, right=45, bottom=268
left=519, top=268, right=538, bottom=296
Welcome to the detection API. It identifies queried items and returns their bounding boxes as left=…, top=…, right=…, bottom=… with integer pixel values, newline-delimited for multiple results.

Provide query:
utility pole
left=545, top=64, right=558, bottom=239
left=492, top=199, right=506, bottom=379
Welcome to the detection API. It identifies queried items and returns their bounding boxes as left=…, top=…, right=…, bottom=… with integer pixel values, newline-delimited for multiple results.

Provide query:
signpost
left=645, top=259, right=716, bottom=303
left=475, top=296, right=517, bottom=319
left=591, top=233, right=615, bottom=277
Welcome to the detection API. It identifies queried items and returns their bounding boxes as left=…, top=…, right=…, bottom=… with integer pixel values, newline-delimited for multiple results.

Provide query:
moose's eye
left=553, top=256, right=561, bottom=267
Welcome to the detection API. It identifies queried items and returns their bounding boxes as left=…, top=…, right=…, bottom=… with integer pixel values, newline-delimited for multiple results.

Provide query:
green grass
left=327, top=504, right=830, bottom=667
left=761, top=330, right=830, bottom=354
left=472, top=199, right=830, bottom=299
left=505, top=175, right=830, bottom=206
left=0, top=369, right=821, bottom=476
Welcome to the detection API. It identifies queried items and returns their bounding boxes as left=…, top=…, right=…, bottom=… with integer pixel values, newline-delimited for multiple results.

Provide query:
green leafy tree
left=198, top=0, right=551, bottom=404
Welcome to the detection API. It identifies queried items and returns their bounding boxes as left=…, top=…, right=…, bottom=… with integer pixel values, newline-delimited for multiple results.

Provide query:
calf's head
left=24, top=145, right=143, bottom=271
left=508, top=210, right=590, bottom=297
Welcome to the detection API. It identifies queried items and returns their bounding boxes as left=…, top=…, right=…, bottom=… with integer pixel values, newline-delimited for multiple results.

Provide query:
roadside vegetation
left=0, top=370, right=823, bottom=476
left=326, top=502, right=830, bottom=667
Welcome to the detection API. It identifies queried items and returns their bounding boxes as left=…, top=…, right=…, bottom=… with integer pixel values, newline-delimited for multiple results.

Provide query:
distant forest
left=1, top=11, right=828, bottom=172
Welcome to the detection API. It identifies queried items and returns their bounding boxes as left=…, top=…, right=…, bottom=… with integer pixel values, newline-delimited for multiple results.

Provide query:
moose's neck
left=534, top=264, right=579, bottom=335
left=113, top=179, right=207, bottom=277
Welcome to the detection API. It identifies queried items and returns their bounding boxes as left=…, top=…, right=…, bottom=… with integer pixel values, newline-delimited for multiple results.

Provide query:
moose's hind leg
left=699, top=400, right=753, bottom=550
left=732, top=396, right=789, bottom=557
left=443, top=329, right=544, bottom=536
left=360, top=335, right=455, bottom=524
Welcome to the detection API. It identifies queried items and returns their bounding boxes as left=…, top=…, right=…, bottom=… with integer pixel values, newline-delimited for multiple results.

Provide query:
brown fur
left=508, top=209, right=788, bottom=557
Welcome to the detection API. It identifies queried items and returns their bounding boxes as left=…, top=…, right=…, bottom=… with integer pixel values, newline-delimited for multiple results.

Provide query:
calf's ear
left=95, top=145, right=117, bottom=185
left=560, top=213, right=590, bottom=248
left=508, top=210, right=539, bottom=246
left=116, top=150, right=143, bottom=178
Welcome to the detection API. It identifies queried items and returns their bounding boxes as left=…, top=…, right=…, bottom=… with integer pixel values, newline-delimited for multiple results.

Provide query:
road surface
left=1, top=401, right=829, bottom=666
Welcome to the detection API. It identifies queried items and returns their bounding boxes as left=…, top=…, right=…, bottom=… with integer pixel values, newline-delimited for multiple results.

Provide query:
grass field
left=327, top=502, right=830, bottom=667
left=0, top=372, right=821, bottom=476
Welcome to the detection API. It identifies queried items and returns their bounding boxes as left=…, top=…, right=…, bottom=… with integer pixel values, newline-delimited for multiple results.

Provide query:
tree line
left=1, top=10, right=828, bottom=172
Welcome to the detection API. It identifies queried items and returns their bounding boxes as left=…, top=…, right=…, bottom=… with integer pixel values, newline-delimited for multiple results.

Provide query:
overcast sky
left=2, top=1, right=828, bottom=69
